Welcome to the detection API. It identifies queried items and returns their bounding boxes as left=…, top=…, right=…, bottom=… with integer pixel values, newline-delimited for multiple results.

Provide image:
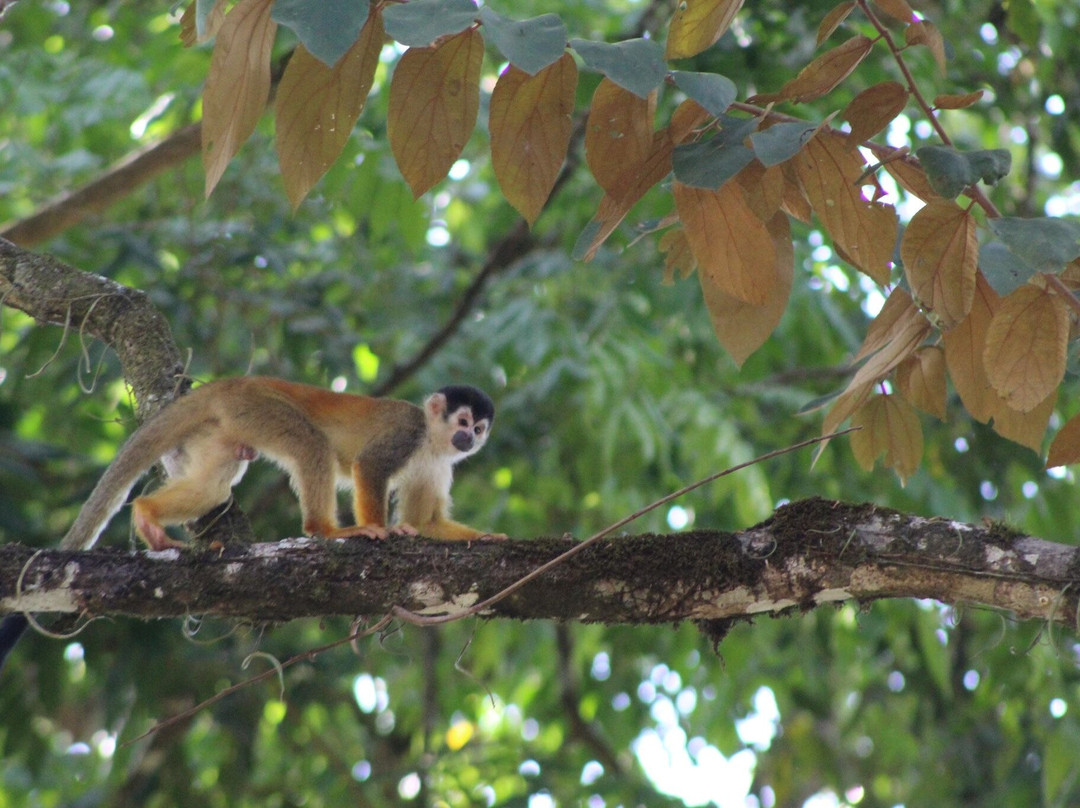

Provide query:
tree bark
left=2, top=498, right=1077, bottom=629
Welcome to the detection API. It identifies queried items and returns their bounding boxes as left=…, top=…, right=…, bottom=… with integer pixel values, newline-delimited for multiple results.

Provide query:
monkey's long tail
left=1, top=395, right=212, bottom=672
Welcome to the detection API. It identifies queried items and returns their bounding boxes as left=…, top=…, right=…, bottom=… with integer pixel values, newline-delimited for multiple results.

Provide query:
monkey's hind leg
left=133, top=436, right=248, bottom=551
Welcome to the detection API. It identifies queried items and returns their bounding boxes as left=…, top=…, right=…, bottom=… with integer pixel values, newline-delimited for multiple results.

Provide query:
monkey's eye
left=458, top=417, right=470, bottom=428
left=474, top=424, right=484, bottom=436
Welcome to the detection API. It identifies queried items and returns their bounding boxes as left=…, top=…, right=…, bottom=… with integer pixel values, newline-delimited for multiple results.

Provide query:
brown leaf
left=578, top=130, right=674, bottom=260
left=666, top=0, right=745, bottom=59
left=942, top=271, right=999, bottom=423
left=850, top=393, right=923, bottom=483
left=983, top=284, right=1069, bottom=413
left=872, top=0, right=915, bottom=23
left=275, top=10, right=384, bottom=210
left=585, top=79, right=656, bottom=200
left=934, top=91, right=984, bottom=110
left=854, top=286, right=919, bottom=362
left=817, top=1, right=857, bottom=45
left=991, top=389, right=1055, bottom=452
left=734, top=160, right=784, bottom=221
left=883, top=155, right=942, bottom=202
left=900, top=199, right=977, bottom=329
left=490, top=54, right=578, bottom=225
left=1047, top=412, right=1080, bottom=467
left=843, top=81, right=908, bottom=147
left=180, top=0, right=226, bottom=46
left=674, top=180, right=778, bottom=305
left=777, top=35, right=873, bottom=103
left=202, top=0, right=277, bottom=198
left=796, top=132, right=898, bottom=284
left=388, top=28, right=483, bottom=198
left=780, top=163, right=813, bottom=222
left=669, top=99, right=711, bottom=145
left=700, top=212, right=794, bottom=366
left=896, top=346, right=947, bottom=420
left=906, top=20, right=946, bottom=74
left=659, top=228, right=698, bottom=285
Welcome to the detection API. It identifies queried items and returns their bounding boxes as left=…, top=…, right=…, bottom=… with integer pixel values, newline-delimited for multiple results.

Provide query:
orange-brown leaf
left=850, top=393, right=923, bottom=483
left=777, top=34, right=873, bottom=103
left=388, top=29, right=483, bottom=198
left=275, top=10, right=384, bottom=210
left=202, top=0, right=277, bottom=198
left=669, top=99, right=711, bottom=145
left=817, top=1, right=856, bottom=45
left=843, top=81, right=908, bottom=147
left=180, top=0, right=226, bottom=46
left=942, top=272, right=999, bottom=423
left=700, top=212, right=793, bottom=366
left=666, top=0, right=745, bottom=59
left=900, top=199, right=977, bottom=329
left=578, top=130, right=674, bottom=261
left=855, top=286, right=919, bottom=362
left=490, top=54, right=578, bottom=225
left=796, top=132, right=898, bottom=283
left=934, top=91, right=984, bottom=110
left=991, top=389, right=1055, bottom=452
left=896, top=346, right=947, bottom=420
left=585, top=79, right=656, bottom=200
left=674, top=180, right=778, bottom=305
left=906, top=20, right=946, bottom=74
left=735, top=160, right=784, bottom=221
left=872, top=0, right=915, bottom=23
left=659, top=227, right=698, bottom=285
left=983, top=284, right=1069, bottom=413
left=1047, top=412, right=1080, bottom=467
left=883, top=154, right=942, bottom=202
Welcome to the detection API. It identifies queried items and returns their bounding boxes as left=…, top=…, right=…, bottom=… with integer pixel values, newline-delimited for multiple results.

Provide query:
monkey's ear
left=424, top=392, right=448, bottom=419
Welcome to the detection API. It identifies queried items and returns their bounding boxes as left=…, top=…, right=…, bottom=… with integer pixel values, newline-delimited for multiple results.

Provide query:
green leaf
left=749, top=121, right=818, bottom=166
left=672, top=115, right=756, bottom=188
left=478, top=8, right=567, bottom=75
left=383, top=0, right=478, bottom=47
left=978, top=241, right=1035, bottom=295
left=987, top=217, right=1080, bottom=273
left=569, top=37, right=667, bottom=99
left=271, top=0, right=369, bottom=67
left=915, top=145, right=1011, bottom=198
left=672, top=140, right=753, bottom=189
left=671, top=71, right=736, bottom=117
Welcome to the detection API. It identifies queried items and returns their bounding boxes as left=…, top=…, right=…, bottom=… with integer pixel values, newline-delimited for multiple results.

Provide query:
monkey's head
left=425, top=385, right=495, bottom=459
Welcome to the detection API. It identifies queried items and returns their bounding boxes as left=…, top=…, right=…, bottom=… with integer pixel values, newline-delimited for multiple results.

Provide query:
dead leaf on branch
left=585, top=79, right=656, bottom=201
left=659, top=228, right=697, bottom=285
left=699, top=212, right=794, bottom=367
left=983, top=284, right=1069, bottom=413
left=843, top=81, right=908, bottom=148
left=388, top=28, right=483, bottom=198
left=490, top=54, right=578, bottom=226
left=666, top=0, right=746, bottom=59
left=934, top=91, right=985, bottom=110
left=900, top=199, right=978, bottom=330
left=942, top=271, right=1000, bottom=424
left=896, top=346, right=947, bottom=420
left=275, top=9, right=384, bottom=210
left=673, top=180, right=778, bottom=306
left=906, top=20, right=946, bottom=75
left=774, top=34, right=874, bottom=104
left=202, top=0, right=277, bottom=198
left=872, top=0, right=916, bottom=23
left=796, top=132, right=898, bottom=284
left=1047, top=412, right=1080, bottom=468
left=850, top=393, right=923, bottom=483
left=816, top=1, right=856, bottom=45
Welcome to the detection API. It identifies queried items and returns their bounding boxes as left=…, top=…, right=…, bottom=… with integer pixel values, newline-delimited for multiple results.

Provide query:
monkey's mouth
left=452, top=431, right=474, bottom=452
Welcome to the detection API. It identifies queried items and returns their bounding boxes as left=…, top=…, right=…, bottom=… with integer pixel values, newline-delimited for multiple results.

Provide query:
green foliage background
left=2, top=0, right=1080, bottom=805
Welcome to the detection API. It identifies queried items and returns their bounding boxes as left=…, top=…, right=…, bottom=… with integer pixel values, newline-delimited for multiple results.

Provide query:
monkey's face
left=425, top=393, right=492, bottom=460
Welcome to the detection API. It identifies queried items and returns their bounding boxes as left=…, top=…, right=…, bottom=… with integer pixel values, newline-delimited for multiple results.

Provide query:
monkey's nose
left=452, top=431, right=473, bottom=452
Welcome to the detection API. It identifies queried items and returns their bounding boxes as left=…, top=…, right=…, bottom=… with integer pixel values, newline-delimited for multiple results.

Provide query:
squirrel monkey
left=62, top=376, right=502, bottom=550
left=0, top=377, right=502, bottom=669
